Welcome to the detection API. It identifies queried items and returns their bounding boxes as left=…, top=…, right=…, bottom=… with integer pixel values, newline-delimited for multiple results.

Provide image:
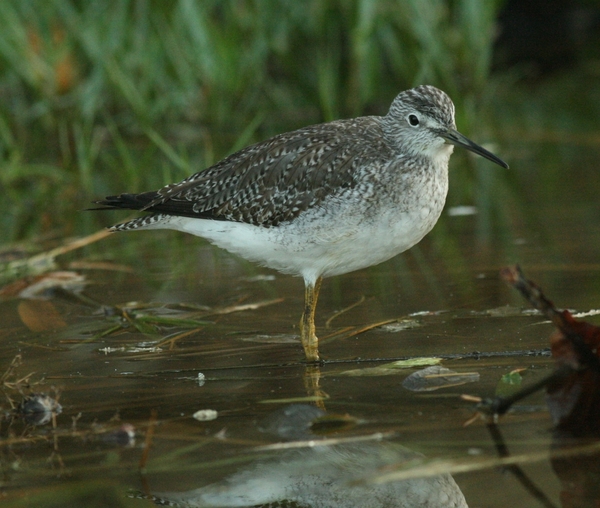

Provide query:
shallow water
left=2, top=137, right=600, bottom=507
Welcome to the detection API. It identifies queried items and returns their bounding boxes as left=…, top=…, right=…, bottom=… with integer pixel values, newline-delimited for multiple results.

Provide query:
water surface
left=1, top=136, right=600, bottom=507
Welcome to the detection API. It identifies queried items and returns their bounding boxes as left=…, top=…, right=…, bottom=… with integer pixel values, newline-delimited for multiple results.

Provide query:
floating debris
left=18, top=393, right=62, bottom=426
left=0, top=271, right=87, bottom=300
left=99, top=346, right=126, bottom=354
left=0, top=230, right=111, bottom=284
left=126, top=346, right=163, bottom=353
left=378, top=319, right=422, bottom=333
left=403, top=366, right=480, bottom=392
left=495, top=368, right=527, bottom=399
left=471, top=305, right=541, bottom=318
left=193, top=409, right=218, bottom=422
left=571, top=309, right=600, bottom=319
left=340, top=357, right=442, bottom=377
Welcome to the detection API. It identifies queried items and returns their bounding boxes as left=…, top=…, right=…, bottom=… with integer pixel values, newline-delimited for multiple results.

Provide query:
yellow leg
left=299, top=277, right=323, bottom=362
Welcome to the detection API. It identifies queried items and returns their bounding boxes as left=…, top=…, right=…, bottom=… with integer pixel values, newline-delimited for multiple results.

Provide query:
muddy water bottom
left=1, top=232, right=599, bottom=507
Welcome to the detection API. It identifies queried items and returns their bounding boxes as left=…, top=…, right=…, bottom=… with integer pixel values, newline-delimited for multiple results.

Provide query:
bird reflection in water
left=150, top=404, right=468, bottom=508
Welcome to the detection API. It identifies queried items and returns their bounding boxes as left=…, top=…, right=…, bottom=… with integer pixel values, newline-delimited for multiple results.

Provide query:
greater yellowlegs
left=94, top=85, right=508, bottom=362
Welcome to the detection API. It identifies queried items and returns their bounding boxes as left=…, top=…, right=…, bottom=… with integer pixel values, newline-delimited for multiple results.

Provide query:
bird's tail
left=89, top=191, right=159, bottom=212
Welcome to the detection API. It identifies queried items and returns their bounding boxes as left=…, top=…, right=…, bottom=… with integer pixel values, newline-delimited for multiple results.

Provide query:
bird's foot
left=299, top=318, right=320, bottom=362
left=302, top=334, right=320, bottom=363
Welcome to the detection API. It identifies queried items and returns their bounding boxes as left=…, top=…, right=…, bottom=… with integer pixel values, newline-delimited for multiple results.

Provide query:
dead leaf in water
left=339, top=357, right=442, bottom=377
left=18, top=300, right=67, bottom=331
left=402, top=366, right=480, bottom=392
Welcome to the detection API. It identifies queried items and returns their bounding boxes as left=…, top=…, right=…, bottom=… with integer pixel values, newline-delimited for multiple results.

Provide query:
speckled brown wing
left=95, top=117, right=393, bottom=227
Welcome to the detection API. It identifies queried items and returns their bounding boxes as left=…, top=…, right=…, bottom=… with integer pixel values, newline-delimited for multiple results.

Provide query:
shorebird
left=94, top=85, right=508, bottom=362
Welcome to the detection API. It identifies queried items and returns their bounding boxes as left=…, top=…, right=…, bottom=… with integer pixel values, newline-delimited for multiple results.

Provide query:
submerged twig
left=486, top=422, right=559, bottom=508
left=470, top=265, right=600, bottom=424
left=487, top=365, right=573, bottom=416
left=320, top=318, right=397, bottom=344
left=204, top=298, right=284, bottom=317
left=1, top=355, right=41, bottom=409
left=500, top=265, right=600, bottom=372
left=139, top=409, right=158, bottom=472
left=1, top=229, right=112, bottom=283
left=155, top=328, right=204, bottom=349
left=325, top=295, right=366, bottom=329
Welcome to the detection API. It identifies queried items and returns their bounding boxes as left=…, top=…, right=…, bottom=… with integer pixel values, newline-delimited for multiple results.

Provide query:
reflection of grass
left=1, top=0, right=507, bottom=241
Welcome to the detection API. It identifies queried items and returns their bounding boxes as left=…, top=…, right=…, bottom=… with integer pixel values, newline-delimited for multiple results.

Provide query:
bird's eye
left=407, top=114, right=420, bottom=127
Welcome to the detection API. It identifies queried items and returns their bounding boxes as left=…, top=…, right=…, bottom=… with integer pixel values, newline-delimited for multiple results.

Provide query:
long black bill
left=441, top=128, right=509, bottom=169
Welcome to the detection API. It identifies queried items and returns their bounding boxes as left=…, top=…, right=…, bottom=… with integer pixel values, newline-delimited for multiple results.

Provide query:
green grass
left=0, top=0, right=508, bottom=240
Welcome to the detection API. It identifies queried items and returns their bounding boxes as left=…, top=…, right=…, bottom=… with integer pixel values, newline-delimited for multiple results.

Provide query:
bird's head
left=384, top=85, right=508, bottom=169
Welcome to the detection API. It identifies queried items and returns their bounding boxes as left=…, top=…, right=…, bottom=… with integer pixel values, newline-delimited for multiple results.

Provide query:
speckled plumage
left=95, top=85, right=508, bottom=361
left=98, top=86, right=458, bottom=230
left=104, top=118, right=393, bottom=229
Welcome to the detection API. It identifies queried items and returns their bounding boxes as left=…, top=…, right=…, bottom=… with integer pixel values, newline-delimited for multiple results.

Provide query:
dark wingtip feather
left=89, top=192, right=159, bottom=211
left=85, top=206, right=117, bottom=211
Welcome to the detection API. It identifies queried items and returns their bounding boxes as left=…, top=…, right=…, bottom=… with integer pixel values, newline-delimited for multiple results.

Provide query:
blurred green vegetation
left=0, top=0, right=598, bottom=252
left=0, top=0, right=505, bottom=239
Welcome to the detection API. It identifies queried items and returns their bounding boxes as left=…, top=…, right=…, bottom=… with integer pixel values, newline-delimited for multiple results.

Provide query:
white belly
left=135, top=161, right=449, bottom=284
left=154, top=189, right=445, bottom=284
